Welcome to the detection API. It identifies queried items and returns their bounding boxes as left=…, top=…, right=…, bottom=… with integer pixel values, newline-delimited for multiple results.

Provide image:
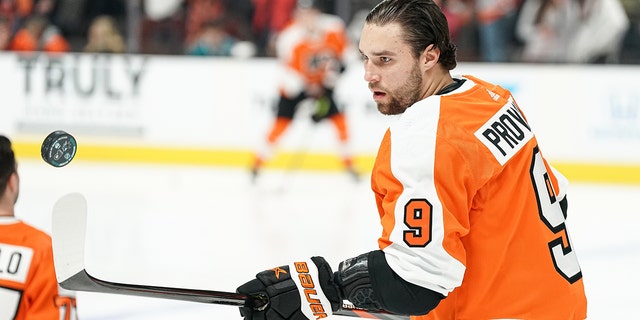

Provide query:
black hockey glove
left=236, top=257, right=342, bottom=320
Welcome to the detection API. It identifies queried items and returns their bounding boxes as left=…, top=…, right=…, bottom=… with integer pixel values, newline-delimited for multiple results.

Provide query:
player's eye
left=380, top=57, right=391, bottom=63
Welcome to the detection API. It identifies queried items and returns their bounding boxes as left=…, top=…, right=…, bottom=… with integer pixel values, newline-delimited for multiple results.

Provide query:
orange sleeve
left=24, top=234, right=60, bottom=319
left=371, top=129, right=401, bottom=250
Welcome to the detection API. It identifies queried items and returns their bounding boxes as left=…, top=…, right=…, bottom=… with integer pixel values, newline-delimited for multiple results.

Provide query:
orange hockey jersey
left=275, top=11, right=350, bottom=96
left=0, top=217, right=74, bottom=320
left=371, top=75, right=587, bottom=319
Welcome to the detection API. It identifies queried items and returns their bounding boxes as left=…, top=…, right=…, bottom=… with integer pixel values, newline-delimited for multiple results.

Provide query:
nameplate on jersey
left=475, top=102, right=533, bottom=165
left=0, top=243, right=34, bottom=283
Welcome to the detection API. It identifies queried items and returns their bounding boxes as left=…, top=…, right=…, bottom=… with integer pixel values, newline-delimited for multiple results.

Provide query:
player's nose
left=363, top=64, right=380, bottom=83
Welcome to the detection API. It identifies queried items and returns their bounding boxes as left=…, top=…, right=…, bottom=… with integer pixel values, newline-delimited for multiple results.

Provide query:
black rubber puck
left=41, top=130, right=77, bottom=167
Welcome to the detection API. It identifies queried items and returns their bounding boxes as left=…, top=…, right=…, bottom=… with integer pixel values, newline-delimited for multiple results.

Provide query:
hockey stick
left=51, top=193, right=409, bottom=320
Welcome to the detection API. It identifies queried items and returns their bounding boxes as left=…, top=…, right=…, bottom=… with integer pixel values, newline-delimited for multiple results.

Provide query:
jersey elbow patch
left=369, top=250, right=445, bottom=315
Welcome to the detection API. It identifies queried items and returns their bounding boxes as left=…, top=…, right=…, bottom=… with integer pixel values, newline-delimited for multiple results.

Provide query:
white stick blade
left=51, top=193, right=88, bottom=284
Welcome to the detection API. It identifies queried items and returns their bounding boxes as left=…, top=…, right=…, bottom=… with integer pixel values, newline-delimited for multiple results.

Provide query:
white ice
left=14, top=160, right=640, bottom=319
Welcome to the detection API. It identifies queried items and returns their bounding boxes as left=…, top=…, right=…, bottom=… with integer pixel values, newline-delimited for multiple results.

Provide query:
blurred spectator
left=516, top=0, right=581, bottom=63
left=185, top=0, right=225, bottom=45
left=436, top=0, right=473, bottom=42
left=517, top=0, right=629, bottom=63
left=475, top=0, right=522, bottom=62
left=0, top=16, right=10, bottom=49
left=1, top=0, right=56, bottom=36
left=141, top=0, right=186, bottom=55
left=0, top=0, right=31, bottom=22
left=83, top=0, right=126, bottom=38
left=186, top=18, right=237, bottom=56
left=251, top=0, right=297, bottom=57
left=565, top=0, right=629, bottom=63
left=84, top=14, right=126, bottom=53
left=9, top=14, right=69, bottom=52
left=0, top=0, right=636, bottom=61
left=37, top=0, right=126, bottom=52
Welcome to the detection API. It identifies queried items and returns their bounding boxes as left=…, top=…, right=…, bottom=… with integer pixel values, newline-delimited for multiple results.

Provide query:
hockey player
left=237, top=0, right=587, bottom=319
left=249, top=0, right=358, bottom=181
left=0, top=135, right=77, bottom=319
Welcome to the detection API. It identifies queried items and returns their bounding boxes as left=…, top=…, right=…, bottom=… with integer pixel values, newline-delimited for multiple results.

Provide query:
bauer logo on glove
left=236, top=257, right=341, bottom=320
left=290, top=261, right=331, bottom=319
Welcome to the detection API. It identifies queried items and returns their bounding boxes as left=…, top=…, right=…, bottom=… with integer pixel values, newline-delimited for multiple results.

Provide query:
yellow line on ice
left=13, top=141, right=640, bottom=184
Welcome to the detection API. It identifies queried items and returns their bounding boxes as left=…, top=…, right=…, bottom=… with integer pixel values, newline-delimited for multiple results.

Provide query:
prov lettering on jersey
left=475, top=102, right=533, bottom=165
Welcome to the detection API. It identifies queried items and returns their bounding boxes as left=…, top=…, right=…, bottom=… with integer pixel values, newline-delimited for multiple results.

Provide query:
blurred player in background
left=0, top=135, right=77, bottom=320
left=249, top=0, right=358, bottom=182
left=237, top=0, right=587, bottom=319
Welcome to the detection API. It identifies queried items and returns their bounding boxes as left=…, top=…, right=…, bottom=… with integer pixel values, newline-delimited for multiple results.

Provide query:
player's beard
left=375, top=62, right=424, bottom=115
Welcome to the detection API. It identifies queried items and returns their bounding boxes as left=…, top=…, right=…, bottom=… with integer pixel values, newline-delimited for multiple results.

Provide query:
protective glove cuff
left=288, top=257, right=341, bottom=319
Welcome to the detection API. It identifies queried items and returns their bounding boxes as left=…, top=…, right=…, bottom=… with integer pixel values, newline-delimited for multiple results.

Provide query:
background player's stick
left=51, top=193, right=409, bottom=320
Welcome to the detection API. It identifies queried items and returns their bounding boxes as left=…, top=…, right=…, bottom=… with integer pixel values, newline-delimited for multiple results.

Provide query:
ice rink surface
left=14, top=159, right=640, bottom=319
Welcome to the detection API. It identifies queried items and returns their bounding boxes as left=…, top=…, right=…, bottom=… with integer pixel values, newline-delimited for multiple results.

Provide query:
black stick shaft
left=62, top=269, right=408, bottom=319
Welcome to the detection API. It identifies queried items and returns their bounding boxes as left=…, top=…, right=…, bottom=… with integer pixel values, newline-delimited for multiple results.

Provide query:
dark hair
left=365, top=0, right=457, bottom=70
left=0, top=135, right=17, bottom=198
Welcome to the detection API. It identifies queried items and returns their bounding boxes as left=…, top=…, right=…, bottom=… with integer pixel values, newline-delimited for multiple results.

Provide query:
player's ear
left=421, top=44, right=440, bottom=70
left=8, top=171, right=19, bottom=193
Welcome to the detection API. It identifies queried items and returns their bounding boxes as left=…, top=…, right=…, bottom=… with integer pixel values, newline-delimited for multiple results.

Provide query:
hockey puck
left=41, top=130, right=77, bottom=167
